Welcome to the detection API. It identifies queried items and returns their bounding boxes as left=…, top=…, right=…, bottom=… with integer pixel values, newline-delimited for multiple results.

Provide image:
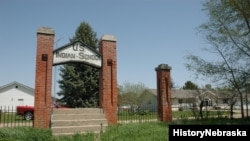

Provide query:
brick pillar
left=99, top=35, right=117, bottom=124
left=155, top=64, right=172, bottom=122
left=34, top=27, right=54, bottom=128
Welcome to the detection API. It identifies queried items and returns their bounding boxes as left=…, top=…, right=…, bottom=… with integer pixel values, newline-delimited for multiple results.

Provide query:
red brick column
left=34, top=27, right=54, bottom=128
left=99, top=35, right=117, bottom=124
left=155, top=64, right=172, bottom=122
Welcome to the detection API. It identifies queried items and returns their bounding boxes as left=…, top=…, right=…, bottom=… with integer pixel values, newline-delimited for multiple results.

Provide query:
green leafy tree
left=137, top=89, right=154, bottom=106
left=57, top=22, right=99, bottom=108
left=204, top=84, right=212, bottom=90
left=182, top=81, right=199, bottom=90
left=118, top=81, right=151, bottom=106
left=186, top=0, right=250, bottom=118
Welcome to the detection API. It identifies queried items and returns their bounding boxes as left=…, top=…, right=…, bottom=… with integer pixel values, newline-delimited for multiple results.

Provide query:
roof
left=171, top=89, right=199, bottom=98
left=148, top=89, right=243, bottom=99
left=149, top=89, right=199, bottom=99
left=0, top=81, right=58, bottom=100
left=0, top=81, right=34, bottom=94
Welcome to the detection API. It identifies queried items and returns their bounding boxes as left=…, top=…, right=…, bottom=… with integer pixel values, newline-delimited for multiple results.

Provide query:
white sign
left=53, top=41, right=102, bottom=68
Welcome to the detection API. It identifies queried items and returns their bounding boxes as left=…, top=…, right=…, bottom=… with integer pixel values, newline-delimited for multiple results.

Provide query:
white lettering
left=172, top=128, right=247, bottom=138
left=173, top=129, right=180, bottom=136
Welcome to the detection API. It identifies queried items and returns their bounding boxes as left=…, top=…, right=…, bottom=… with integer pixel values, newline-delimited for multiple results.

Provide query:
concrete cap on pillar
left=101, top=34, right=116, bottom=42
left=37, top=27, right=55, bottom=35
left=155, top=64, right=172, bottom=71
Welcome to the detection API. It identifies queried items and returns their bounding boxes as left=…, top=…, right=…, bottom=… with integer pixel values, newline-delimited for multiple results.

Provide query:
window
left=178, top=99, right=183, bottom=104
left=18, top=99, right=24, bottom=105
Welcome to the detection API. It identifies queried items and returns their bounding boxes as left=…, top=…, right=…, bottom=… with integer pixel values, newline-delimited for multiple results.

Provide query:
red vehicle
left=16, top=105, right=34, bottom=120
left=16, top=104, right=69, bottom=120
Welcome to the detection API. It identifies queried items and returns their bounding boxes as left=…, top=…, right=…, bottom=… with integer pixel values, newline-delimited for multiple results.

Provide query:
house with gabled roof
left=0, top=81, right=34, bottom=109
left=148, top=89, right=208, bottom=111
left=148, top=89, right=250, bottom=111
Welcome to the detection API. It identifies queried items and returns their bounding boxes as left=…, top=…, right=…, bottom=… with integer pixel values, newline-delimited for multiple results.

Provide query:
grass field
left=1, top=117, right=250, bottom=141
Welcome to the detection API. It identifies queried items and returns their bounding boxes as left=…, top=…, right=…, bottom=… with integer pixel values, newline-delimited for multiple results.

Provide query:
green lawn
left=1, top=117, right=250, bottom=141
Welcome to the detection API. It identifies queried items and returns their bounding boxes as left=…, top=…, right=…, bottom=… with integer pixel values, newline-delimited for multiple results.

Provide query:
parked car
left=16, top=104, right=69, bottom=120
left=16, top=105, right=34, bottom=120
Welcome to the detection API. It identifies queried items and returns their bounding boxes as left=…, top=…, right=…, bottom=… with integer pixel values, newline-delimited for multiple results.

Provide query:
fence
left=0, top=106, right=33, bottom=128
left=1, top=104, right=158, bottom=127
left=118, top=104, right=158, bottom=123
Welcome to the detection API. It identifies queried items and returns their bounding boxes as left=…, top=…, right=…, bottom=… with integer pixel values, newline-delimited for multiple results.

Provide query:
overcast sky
left=0, top=0, right=213, bottom=95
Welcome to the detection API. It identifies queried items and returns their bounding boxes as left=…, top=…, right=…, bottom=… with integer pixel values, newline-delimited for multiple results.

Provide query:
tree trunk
left=239, top=92, right=245, bottom=118
left=199, top=101, right=204, bottom=119
left=230, top=104, right=234, bottom=119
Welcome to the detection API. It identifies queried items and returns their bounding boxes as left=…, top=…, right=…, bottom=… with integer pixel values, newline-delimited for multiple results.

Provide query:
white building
left=0, top=81, right=34, bottom=109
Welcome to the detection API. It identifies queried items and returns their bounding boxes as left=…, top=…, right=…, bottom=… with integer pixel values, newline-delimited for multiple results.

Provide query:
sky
left=0, top=0, right=212, bottom=95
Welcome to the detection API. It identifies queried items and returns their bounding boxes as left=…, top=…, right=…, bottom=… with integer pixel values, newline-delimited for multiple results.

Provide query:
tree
left=118, top=81, right=152, bottom=107
left=185, top=0, right=250, bottom=118
left=182, top=81, right=208, bottom=118
left=183, top=81, right=199, bottom=90
left=204, top=84, right=212, bottom=90
left=137, top=89, right=154, bottom=106
left=57, top=22, right=99, bottom=108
